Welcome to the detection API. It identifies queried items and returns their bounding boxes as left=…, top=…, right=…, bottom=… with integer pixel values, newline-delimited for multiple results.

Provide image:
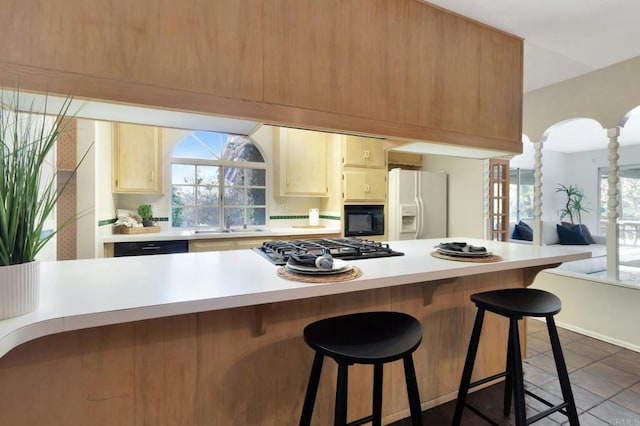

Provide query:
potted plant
left=556, top=184, right=589, bottom=224
left=137, top=204, right=155, bottom=227
left=0, top=89, right=84, bottom=319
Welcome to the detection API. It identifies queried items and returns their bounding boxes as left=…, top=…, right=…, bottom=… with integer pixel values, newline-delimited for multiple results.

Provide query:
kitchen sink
left=193, top=228, right=267, bottom=234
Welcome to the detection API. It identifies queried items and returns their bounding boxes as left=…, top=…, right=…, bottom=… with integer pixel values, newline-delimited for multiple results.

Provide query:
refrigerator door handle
left=415, top=173, right=424, bottom=239
left=416, top=197, right=424, bottom=238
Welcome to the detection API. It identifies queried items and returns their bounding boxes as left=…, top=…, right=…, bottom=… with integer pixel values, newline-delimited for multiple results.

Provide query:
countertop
left=102, top=226, right=342, bottom=243
left=0, top=238, right=590, bottom=358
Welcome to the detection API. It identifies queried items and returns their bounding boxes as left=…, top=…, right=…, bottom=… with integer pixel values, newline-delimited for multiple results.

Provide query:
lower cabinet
left=188, top=234, right=343, bottom=252
left=106, top=234, right=343, bottom=257
left=189, top=238, right=266, bottom=252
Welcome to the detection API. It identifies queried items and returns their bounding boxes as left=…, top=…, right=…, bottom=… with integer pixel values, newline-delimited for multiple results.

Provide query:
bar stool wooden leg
left=335, top=363, right=349, bottom=426
left=546, top=316, right=580, bottom=425
left=403, top=355, right=424, bottom=426
left=372, top=363, right=383, bottom=426
left=452, top=308, right=486, bottom=425
left=300, top=352, right=324, bottom=426
left=509, top=317, right=527, bottom=426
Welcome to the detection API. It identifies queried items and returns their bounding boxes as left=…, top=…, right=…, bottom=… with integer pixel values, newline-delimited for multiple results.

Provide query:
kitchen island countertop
left=0, top=237, right=590, bottom=358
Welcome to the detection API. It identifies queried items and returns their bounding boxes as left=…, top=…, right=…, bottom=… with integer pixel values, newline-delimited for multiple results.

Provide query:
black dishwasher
left=114, top=240, right=189, bottom=257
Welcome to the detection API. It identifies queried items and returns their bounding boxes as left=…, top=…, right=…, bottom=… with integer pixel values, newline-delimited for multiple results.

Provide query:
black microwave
left=344, top=205, right=384, bottom=237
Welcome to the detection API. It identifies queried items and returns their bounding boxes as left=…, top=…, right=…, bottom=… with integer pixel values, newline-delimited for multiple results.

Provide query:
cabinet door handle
left=364, top=184, right=370, bottom=193
left=150, top=170, right=154, bottom=181
left=364, top=150, right=370, bottom=159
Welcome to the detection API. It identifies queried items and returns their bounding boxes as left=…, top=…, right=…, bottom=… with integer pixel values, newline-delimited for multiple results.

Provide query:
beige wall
left=75, top=120, right=97, bottom=259
left=422, top=155, right=485, bottom=239
left=523, top=56, right=640, bottom=141
left=533, top=270, right=640, bottom=351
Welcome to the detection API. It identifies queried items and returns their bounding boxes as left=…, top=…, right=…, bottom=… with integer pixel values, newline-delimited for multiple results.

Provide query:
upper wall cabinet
left=112, top=123, right=163, bottom=194
left=342, top=168, right=387, bottom=203
left=2, top=0, right=523, bottom=154
left=262, top=0, right=522, bottom=150
left=342, top=136, right=386, bottom=169
left=274, top=127, right=329, bottom=197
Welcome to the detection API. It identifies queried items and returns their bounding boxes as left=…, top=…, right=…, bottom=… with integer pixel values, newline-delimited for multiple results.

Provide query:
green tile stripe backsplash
left=100, top=215, right=339, bottom=227
left=270, top=215, right=341, bottom=221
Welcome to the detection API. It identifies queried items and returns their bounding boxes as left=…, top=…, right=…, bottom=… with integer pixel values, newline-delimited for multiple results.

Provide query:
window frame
left=170, top=134, right=267, bottom=230
left=509, top=167, right=535, bottom=223
left=598, top=164, right=640, bottom=235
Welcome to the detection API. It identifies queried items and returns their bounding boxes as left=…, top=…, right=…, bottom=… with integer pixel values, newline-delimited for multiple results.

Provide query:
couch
left=509, top=220, right=607, bottom=274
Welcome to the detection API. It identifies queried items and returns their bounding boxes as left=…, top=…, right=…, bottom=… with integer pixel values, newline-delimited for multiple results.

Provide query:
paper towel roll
left=309, top=209, right=320, bottom=226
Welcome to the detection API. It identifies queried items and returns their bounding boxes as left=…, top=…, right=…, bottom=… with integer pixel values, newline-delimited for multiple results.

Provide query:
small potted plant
left=137, top=204, right=155, bottom=227
left=556, top=184, right=589, bottom=224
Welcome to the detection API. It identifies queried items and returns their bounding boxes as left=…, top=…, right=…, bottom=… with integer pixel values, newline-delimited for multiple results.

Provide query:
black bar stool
left=452, top=288, right=579, bottom=425
left=299, top=311, right=424, bottom=426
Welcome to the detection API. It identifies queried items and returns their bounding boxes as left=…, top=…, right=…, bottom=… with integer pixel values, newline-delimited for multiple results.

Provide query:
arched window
left=171, top=131, right=266, bottom=229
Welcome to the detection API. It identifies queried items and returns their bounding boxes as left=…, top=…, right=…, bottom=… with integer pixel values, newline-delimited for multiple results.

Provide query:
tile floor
left=392, top=318, right=640, bottom=425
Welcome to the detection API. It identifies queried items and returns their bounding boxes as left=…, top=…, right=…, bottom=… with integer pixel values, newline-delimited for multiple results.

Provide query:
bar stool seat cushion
left=471, top=288, right=561, bottom=317
left=303, top=311, right=423, bottom=364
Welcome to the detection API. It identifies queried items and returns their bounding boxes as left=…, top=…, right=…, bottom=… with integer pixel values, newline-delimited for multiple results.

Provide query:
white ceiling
left=424, top=0, right=640, bottom=93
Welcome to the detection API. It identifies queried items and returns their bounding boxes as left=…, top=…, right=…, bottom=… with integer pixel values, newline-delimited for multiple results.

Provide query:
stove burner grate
left=253, top=237, right=404, bottom=265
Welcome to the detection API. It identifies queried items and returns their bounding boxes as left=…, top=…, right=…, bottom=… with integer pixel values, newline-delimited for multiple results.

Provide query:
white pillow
left=541, top=221, right=560, bottom=245
left=521, top=220, right=560, bottom=245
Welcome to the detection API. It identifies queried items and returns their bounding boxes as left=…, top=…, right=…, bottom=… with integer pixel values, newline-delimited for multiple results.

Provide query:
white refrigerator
left=388, top=168, right=448, bottom=240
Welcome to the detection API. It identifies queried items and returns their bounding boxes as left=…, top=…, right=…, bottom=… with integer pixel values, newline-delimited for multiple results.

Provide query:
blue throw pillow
left=556, top=224, right=589, bottom=245
left=561, top=221, right=595, bottom=244
left=513, top=221, right=533, bottom=241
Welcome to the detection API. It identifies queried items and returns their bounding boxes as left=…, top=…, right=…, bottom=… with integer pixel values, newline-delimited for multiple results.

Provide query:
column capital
left=607, top=127, right=620, bottom=138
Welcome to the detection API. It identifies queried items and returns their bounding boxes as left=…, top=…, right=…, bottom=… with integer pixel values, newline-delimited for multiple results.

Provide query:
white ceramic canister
left=308, top=209, right=320, bottom=226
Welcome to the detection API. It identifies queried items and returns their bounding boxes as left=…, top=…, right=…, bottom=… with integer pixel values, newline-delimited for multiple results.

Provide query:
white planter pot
left=0, top=261, right=40, bottom=320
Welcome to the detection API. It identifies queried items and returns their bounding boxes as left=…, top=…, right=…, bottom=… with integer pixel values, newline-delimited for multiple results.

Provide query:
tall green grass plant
left=0, top=90, right=86, bottom=266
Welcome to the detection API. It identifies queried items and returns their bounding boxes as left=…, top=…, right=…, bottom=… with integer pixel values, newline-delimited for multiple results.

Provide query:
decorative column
left=483, top=159, right=490, bottom=239
left=533, top=140, right=543, bottom=246
left=607, top=127, right=620, bottom=280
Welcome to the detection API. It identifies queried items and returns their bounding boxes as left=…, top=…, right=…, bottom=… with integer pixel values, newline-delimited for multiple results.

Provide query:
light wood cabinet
left=3, top=0, right=523, bottom=154
left=189, top=238, right=267, bottom=253
left=235, top=239, right=269, bottom=250
left=112, top=123, right=163, bottom=194
left=342, top=168, right=387, bottom=203
left=342, top=135, right=386, bottom=169
left=189, top=240, right=237, bottom=253
left=387, top=151, right=423, bottom=168
left=274, top=127, right=328, bottom=197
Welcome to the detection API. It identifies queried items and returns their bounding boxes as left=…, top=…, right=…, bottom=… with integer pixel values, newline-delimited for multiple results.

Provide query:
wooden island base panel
left=2, top=270, right=530, bottom=425
left=0, top=238, right=588, bottom=425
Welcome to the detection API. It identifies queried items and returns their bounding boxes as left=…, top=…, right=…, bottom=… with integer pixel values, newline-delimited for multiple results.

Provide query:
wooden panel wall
left=0, top=0, right=522, bottom=153
left=0, top=270, right=530, bottom=425
left=263, top=0, right=422, bottom=126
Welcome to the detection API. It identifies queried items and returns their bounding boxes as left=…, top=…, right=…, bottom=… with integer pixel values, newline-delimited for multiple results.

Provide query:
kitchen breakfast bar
left=0, top=238, right=589, bottom=425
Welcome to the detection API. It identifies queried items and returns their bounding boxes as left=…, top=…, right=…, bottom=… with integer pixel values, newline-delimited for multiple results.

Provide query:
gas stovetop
left=252, top=237, right=404, bottom=265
